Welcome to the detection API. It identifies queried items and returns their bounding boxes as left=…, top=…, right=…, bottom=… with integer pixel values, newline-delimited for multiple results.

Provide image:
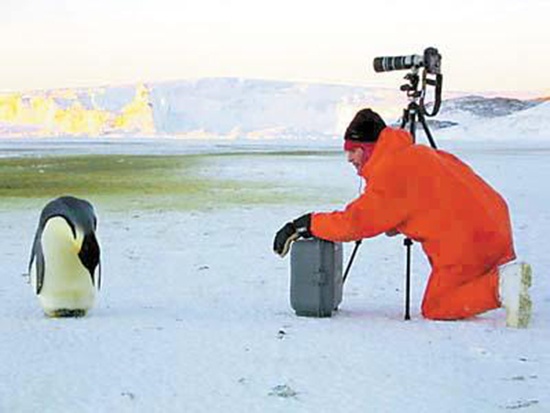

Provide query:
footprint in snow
left=269, top=384, right=298, bottom=398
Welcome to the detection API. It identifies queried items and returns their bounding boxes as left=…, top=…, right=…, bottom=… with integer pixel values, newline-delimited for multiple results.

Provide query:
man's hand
left=273, top=214, right=312, bottom=257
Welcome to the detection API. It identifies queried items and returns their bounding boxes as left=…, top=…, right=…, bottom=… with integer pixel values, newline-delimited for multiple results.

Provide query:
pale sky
left=1, top=0, right=548, bottom=96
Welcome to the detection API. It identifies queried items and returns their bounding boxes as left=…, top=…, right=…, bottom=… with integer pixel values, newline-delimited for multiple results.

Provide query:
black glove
left=273, top=214, right=312, bottom=258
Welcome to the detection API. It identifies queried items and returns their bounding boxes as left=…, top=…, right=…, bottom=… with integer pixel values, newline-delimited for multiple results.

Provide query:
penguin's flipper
left=35, top=247, right=45, bottom=295
left=97, top=261, right=102, bottom=291
left=30, top=245, right=46, bottom=295
left=28, top=231, right=46, bottom=295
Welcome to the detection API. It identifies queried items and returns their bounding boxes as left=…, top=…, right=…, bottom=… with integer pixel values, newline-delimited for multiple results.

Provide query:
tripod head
left=399, top=68, right=440, bottom=149
left=399, top=62, right=443, bottom=119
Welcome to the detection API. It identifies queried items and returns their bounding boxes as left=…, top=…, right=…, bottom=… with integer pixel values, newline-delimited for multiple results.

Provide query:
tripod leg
left=343, top=240, right=362, bottom=284
left=402, top=105, right=415, bottom=320
left=400, top=108, right=409, bottom=129
left=417, top=110, right=437, bottom=149
left=404, top=238, right=413, bottom=320
left=409, top=111, right=416, bottom=143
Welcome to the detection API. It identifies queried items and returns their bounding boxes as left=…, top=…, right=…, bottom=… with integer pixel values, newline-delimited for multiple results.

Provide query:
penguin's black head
left=39, top=196, right=101, bottom=280
left=40, top=196, right=97, bottom=238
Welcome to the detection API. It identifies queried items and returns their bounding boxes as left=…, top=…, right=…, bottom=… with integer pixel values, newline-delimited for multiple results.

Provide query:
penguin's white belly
left=36, top=217, right=96, bottom=315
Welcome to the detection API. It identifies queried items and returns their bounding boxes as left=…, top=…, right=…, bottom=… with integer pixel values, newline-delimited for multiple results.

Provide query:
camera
left=373, top=47, right=442, bottom=75
left=372, top=46, right=443, bottom=120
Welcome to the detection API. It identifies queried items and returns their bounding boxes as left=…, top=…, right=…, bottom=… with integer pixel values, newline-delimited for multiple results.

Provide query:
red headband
left=344, top=141, right=376, bottom=152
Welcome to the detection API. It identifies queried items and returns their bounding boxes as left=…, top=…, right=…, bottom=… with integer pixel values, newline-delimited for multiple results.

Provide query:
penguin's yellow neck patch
left=42, top=216, right=82, bottom=254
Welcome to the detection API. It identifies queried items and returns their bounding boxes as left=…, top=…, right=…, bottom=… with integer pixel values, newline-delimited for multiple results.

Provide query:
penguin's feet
left=47, top=309, right=87, bottom=318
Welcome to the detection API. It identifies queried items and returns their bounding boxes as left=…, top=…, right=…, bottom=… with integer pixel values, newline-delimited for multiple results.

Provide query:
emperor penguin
left=28, top=196, right=101, bottom=317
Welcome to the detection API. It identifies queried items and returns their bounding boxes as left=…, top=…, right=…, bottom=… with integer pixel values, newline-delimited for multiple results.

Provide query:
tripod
left=399, top=67, right=441, bottom=320
left=342, top=60, right=443, bottom=321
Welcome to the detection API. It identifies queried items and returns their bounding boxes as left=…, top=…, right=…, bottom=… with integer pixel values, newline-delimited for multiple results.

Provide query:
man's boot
left=499, top=262, right=532, bottom=328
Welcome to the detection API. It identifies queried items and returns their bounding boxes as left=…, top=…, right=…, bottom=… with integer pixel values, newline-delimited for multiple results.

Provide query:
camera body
left=422, top=47, right=442, bottom=75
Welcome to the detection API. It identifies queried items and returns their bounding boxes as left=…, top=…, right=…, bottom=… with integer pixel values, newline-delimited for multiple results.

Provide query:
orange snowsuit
left=311, top=127, right=516, bottom=320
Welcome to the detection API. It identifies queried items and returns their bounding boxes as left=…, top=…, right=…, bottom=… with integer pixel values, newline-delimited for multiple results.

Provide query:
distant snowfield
left=1, top=139, right=549, bottom=412
left=1, top=77, right=548, bottom=141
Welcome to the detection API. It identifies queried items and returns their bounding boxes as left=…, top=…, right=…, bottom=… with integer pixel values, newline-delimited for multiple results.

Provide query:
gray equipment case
left=290, top=238, right=343, bottom=317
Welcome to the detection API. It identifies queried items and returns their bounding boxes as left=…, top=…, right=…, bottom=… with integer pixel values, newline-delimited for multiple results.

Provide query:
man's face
left=346, top=147, right=364, bottom=172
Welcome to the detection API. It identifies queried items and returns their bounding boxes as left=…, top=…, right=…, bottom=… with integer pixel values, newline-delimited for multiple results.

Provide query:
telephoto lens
left=373, top=54, right=423, bottom=73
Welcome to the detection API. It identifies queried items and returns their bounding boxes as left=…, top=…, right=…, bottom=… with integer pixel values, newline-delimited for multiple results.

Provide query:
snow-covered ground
left=1, top=138, right=549, bottom=412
